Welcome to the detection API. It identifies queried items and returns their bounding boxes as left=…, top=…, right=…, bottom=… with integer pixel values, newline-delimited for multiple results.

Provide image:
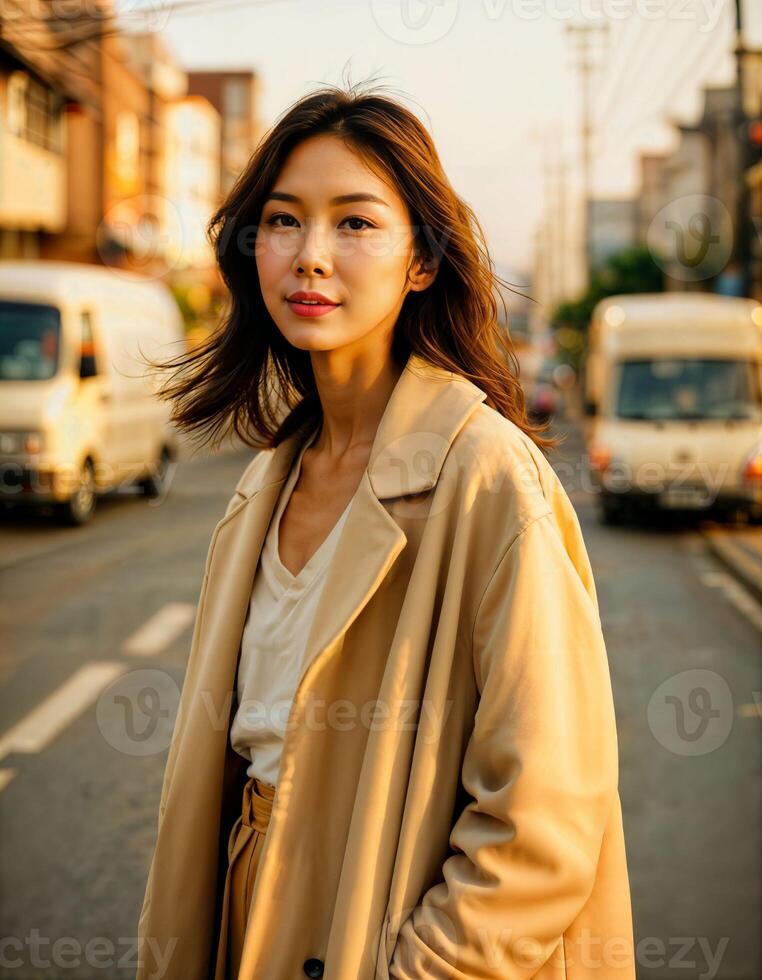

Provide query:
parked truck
left=584, top=292, right=762, bottom=524
left=0, top=260, right=185, bottom=525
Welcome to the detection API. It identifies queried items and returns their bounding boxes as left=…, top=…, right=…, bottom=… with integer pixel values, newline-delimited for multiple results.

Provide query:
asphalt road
left=552, top=423, right=761, bottom=980
left=0, top=422, right=759, bottom=979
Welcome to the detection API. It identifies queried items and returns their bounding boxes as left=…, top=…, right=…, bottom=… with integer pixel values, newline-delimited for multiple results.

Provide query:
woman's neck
left=309, top=351, right=403, bottom=462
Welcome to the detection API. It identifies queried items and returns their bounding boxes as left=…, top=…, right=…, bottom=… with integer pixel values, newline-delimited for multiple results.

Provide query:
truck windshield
left=0, top=300, right=61, bottom=381
left=615, top=358, right=762, bottom=421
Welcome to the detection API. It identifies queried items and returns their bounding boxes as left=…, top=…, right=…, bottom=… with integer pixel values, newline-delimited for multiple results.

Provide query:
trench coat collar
left=199, top=352, right=491, bottom=762
left=208, top=350, right=489, bottom=726
left=234, top=351, right=489, bottom=501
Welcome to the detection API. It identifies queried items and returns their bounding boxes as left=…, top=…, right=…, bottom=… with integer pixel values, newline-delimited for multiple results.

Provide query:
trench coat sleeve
left=388, top=508, right=622, bottom=979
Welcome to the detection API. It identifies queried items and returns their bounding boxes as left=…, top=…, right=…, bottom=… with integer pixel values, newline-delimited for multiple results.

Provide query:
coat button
left=302, top=958, right=324, bottom=978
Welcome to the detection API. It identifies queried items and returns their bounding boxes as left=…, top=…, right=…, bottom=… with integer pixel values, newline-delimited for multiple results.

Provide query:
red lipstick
left=286, top=290, right=341, bottom=318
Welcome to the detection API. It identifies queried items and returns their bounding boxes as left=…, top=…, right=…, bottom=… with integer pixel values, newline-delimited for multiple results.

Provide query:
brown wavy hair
left=148, top=81, right=559, bottom=457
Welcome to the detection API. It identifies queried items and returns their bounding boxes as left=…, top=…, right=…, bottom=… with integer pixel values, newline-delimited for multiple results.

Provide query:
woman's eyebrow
left=265, top=191, right=390, bottom=207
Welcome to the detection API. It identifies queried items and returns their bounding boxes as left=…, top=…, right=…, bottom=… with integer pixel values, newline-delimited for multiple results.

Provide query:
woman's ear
left=407, top=253, right=438, bottom=293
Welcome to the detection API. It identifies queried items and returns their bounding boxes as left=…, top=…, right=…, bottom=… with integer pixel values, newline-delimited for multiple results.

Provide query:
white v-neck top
left=229, top=428, right=354, bottom=786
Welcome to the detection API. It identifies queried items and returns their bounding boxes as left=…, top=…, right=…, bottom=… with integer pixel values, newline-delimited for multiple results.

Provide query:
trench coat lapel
left=298, top=352, right=489, bottom=668
left=199, top=439, right=409, bottom=762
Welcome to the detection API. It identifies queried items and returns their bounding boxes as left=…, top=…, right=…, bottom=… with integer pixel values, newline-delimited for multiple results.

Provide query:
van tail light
left=743, top=443, right=762, bottom=485
left=23, top=432, right=43, bottom=454
left=588, top=444, right=613, bottom=471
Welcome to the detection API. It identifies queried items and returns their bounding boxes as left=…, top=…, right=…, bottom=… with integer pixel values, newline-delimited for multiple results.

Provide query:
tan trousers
left=213, top=774, right=276, bottom=980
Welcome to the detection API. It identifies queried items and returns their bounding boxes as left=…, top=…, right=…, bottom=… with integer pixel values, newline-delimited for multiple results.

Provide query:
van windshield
left=0, top=300, right=61, bottom=381
left=615, top=358, right=762, bottom=421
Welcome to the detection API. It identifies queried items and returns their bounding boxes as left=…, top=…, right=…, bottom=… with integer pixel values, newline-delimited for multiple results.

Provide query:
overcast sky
left=126, top=0, right=762, bottom=282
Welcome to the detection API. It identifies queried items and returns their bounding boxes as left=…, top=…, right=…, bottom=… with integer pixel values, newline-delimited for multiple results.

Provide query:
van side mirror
left=79, top=310, right=98, bottom=379
left=79, top=352, right=98, bottom=378
left=583, top=399, right=597, bottom=417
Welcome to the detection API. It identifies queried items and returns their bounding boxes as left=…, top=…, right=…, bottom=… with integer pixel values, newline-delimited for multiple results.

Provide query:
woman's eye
left=264, top=213, right=374, bottom=231
left=340, top=216, right=373, bottom=232
left=266, top=213, right=298, bottom=228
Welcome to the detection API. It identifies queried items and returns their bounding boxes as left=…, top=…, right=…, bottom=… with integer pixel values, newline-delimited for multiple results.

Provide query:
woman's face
left=255, top=134, right=435, bottom=355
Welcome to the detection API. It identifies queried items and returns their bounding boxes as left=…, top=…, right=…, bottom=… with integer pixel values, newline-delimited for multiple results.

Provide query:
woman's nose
left=292, top=223, right=333, bottom=277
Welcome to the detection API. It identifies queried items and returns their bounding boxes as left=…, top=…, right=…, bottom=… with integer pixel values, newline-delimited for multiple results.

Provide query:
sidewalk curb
left=702, top=529, right=762, bottom=605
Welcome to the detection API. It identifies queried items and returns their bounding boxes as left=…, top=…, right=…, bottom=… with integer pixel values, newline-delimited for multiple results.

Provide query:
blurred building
left=120, top=32, right=188, bottom=207
left=0, top=4, right=251, bottom=300
left=0, top=1, right=170, bottom=272
left=492, top=267, right=531, bottom=343
left=186, top=71, right=262, bottom=195
left=635, top=87, right=747, bottom=295
left=96, top=33, right=154, bottom=270
left=537, top=58, right=762, bottom=311
left=655, top=124, right=710, bottom=290
left=0, top=0, right=106, bottom=258
left=121, top=32, right=223, bottom=283
left=163, top=96, right=221, bottom=279
left=583, top=85, right=753, bottom=297
left=699, top=87, right=745, bottom=295
left=636, top=152, right=670, bottom=248
left=586, top=198, right=637, bottom=271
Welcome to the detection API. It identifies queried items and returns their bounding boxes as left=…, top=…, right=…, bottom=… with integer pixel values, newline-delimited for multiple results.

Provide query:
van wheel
left=56, top=459, right=96, bottom=526
left=140, top=447, right=171, bottom=499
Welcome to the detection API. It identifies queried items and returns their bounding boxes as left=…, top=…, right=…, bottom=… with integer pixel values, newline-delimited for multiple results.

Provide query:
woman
left=136, top=85, right=635, bottom=980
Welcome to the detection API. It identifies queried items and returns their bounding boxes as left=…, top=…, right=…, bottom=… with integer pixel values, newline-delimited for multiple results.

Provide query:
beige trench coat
left=136, top=352, right=636, bottom=980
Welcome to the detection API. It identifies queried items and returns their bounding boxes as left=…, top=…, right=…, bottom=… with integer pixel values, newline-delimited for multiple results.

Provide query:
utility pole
left=733, top=0, right=752, bottom=297
left=541, top=132, right=555, bottom=309
left=530, top=126, right=552, bottom=324
left=566, top=22, right=609, bottom=293
left=555, top=138, right=570, bottom=302
left=531, top=124, right=571, bottom=313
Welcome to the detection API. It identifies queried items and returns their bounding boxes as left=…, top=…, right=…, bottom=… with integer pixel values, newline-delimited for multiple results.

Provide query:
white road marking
left=0, top=661, right=125, bottom=763
left=0, top=769, right=16, bottom=792
left=0, top=600, right=196, bottom=785
left=736, top=703, right=761, bottom=719
left=699, top=571, right=762, bottom=633
left=122, top=602, right=196, bottom=657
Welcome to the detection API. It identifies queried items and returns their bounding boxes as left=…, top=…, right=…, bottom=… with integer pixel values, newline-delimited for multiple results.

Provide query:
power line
left=591, top=0, right=708, bottom=144
left=594, top=20, right=732, bottom=155
left=566, top=21, right=609, bottom=290
left=592, top=15, right=653, bottom=136
left=4, top=0, right=285, bottom=51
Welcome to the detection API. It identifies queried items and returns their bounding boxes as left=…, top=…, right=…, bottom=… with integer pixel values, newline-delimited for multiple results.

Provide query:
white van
left=0, top=260, right=185, bottom=524
left=584, top=292, right=762, bottom=524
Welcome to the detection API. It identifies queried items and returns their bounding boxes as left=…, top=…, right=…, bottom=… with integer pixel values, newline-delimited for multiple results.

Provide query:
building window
left=114, top=110, right=140, bottom=189
left=7, top=73, right=26, bottom=136
left=5, top=71, right=63, bottom=153
left=223, top=78, right=247, bottom=119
